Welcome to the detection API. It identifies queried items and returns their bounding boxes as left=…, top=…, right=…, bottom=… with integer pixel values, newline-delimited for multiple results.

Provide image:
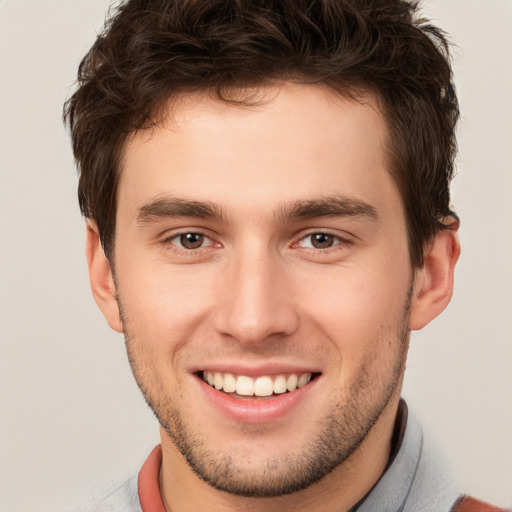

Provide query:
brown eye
left=310, top=233, right=336, bottom=249
left=179, top=233, right=205, bottom=249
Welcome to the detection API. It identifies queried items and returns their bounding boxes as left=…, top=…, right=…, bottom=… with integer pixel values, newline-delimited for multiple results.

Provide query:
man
left=64, top=0, right=507, bottom=510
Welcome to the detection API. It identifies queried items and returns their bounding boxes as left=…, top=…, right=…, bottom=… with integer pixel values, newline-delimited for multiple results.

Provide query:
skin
left=87, top=84, right=459, bottom=512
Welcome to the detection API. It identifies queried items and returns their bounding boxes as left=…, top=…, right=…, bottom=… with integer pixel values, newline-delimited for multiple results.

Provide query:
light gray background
left=0, top=1, right=510, bottom=510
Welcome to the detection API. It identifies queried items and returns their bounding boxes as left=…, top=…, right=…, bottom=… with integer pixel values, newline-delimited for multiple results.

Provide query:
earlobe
left=409, top=223, right=460, bottom=331
left=85, top=221, right=123, bottom=333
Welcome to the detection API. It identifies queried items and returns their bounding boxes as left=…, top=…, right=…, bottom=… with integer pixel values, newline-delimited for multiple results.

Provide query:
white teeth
left=297, top=373, right=312, bottom=388
left=236, top=375, right=254, bottom=396
left=273, top=375, right=287, bottom=394
left=286, top=374, right=298, bottom=392
left=214, top=372, right=223, bottom=390
left=223, top=372, right=236, bottom=393
left=203, top=371, right=315, bottom=396
left=254, top=376, right=274, bottom=396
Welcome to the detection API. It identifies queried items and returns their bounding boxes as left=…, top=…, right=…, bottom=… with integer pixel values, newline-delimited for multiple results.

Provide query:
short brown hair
left=64, top=0, right=459, bottom=266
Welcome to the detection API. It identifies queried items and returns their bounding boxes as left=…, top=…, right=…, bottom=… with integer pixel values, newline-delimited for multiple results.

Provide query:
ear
left=85, top=221, right=123, bottom=333
left=409, top=221, right=460, bottom=331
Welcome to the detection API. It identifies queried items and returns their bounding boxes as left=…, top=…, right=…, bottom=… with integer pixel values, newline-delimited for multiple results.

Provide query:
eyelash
left=165, top=232, right=217, bottom=251
left=294, top=232, right=347, bottom=251
left=163, top=231, right=350, bottom=254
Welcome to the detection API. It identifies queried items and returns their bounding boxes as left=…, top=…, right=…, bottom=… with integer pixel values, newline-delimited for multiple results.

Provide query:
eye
left=297, top=233, right=341, bottom=249
left=170, top=232, right=211, bottom=250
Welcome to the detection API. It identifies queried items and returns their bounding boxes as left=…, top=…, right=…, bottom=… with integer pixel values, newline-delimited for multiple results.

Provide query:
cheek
left=296, top=261, right=410, bottom=359
left=116, top=262, right=216, bottom=356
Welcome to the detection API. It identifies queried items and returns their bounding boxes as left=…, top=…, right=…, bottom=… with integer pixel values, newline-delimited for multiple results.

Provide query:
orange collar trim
left=138, top=445, right=166, bottom=512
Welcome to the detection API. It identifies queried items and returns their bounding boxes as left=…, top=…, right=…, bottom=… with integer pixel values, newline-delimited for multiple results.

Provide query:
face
left=110, top=85, right=415, bottom=496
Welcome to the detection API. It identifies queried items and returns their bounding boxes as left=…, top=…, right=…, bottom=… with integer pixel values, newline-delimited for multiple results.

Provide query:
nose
left=212, top=246, right=299, bottom=347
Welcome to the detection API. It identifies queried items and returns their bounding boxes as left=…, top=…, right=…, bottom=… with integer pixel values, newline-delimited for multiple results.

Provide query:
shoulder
left=451, top=496, right=511, bottom=512
left=71, top=473, right=142, bottom=512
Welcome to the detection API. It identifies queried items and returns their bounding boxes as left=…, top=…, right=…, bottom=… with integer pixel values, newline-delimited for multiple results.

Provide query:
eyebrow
left=276, top=196, right=378, bottom=223
left=136, top=194, right=378, bottom=225
left=136, top=196, right=226, bottom=224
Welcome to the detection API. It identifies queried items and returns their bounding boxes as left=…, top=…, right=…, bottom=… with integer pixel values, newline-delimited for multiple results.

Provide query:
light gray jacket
left=73, top=406, right=462, bottom=512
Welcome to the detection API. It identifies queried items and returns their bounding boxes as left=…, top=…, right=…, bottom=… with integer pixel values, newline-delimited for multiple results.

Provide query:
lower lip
left=196, top=376, right=319, bottom=425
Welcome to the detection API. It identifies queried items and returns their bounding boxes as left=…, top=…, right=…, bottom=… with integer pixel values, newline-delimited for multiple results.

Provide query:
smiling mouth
left=200, top=371, right=319, bottom=399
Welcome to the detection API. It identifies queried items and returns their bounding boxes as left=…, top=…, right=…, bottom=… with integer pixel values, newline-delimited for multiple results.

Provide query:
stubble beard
left=120, top=290, right=411, bottom=498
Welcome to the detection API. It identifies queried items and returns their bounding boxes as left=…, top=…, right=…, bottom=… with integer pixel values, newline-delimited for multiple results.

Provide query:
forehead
left=118, top=83, right=399, bottom=222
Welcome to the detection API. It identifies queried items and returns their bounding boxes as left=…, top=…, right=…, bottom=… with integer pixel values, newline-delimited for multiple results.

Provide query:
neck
left=159, top=397, right=401, bottom=512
